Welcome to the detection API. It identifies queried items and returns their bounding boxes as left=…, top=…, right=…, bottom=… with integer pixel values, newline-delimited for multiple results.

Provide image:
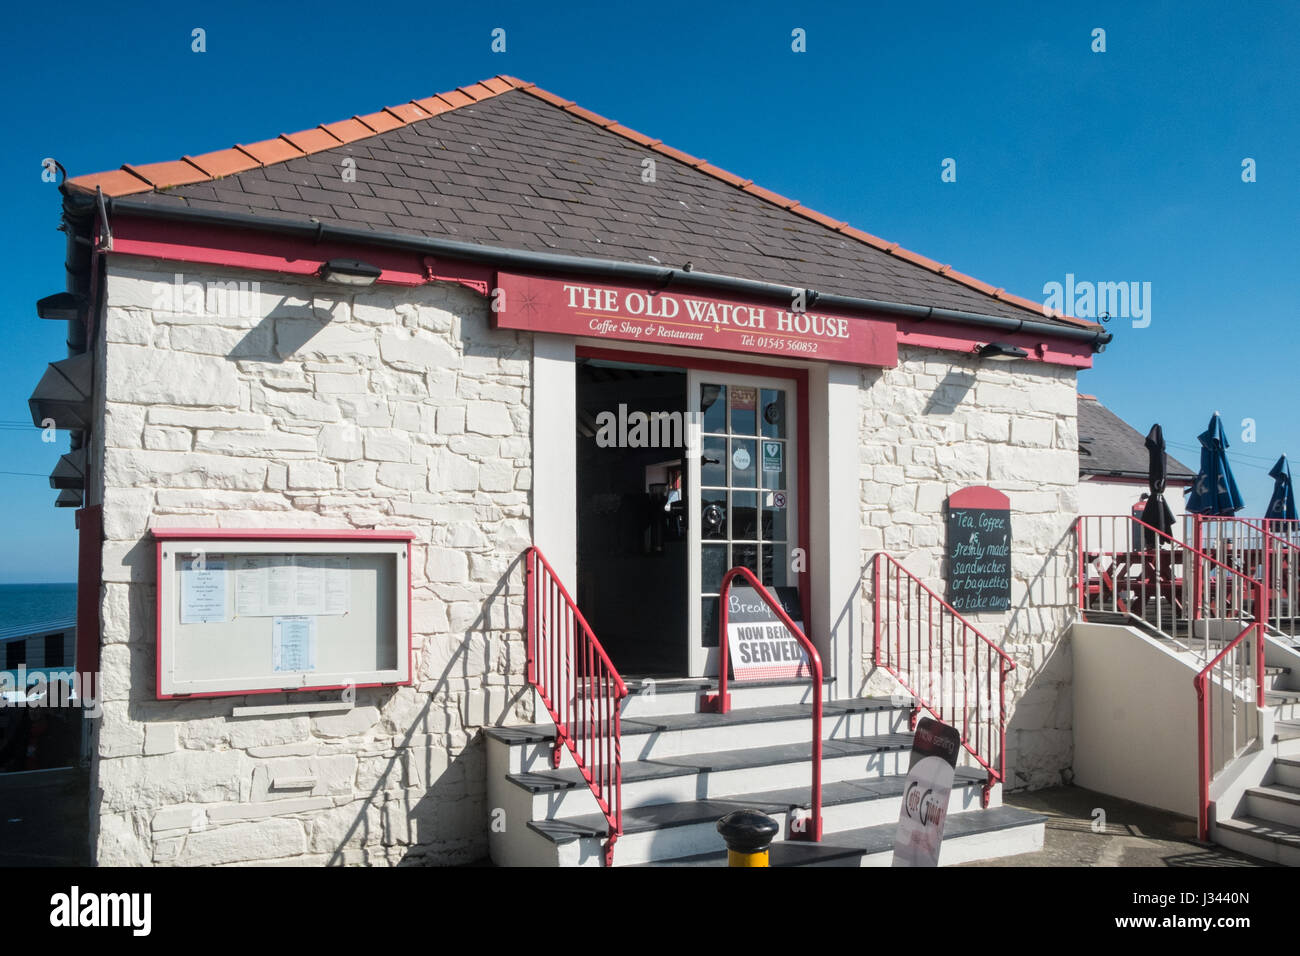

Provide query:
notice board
left=945, top=486, right=1012, bottom=612
left=153, top=529, right=413, bottom=699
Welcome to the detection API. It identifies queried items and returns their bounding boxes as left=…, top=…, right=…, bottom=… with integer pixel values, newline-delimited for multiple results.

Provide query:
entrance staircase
left=487, top=547, right=1045, bottom=867
left=1079, top=514, right=1300, bottom=864
left=486, top=677, right=1045, bottom=866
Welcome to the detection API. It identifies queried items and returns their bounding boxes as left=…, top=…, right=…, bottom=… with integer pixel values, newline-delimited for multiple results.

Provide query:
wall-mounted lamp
left=317, top=259, right=381, bottom=286
left=974, top=342, right=1029, bottom=362
left=36, top=292, right=86, bottom=321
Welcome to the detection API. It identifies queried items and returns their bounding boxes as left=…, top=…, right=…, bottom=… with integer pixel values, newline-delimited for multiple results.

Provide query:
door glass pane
left=762, top=493, right=787, bottom=541
left=701, top=435, right=726, bottom=487
left=702, top=596, right=719, bottom=648
left=702, top=543, right=727, bottom=594
left=734, top=543, right=759, bottom=576
left=729, top=385, right=758, bottom=436
left=765, top=545, right=788, bottom=587
left=700, top=384, right=726, bottom=433
left=701, top=491, right=727, bottom=540
left=760, top=389, right=786, bottom=439
left=731, top=438, right=757, bottom=488
left=732, top=491, right=758, bottom=540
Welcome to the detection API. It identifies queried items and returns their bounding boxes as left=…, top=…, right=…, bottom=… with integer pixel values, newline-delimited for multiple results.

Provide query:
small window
left=5, top=641, right=26, bottom=670
left=44, top=634, right=65, bottom=668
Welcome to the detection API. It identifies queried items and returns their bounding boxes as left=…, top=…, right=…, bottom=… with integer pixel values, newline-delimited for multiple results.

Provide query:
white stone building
left=35, top=76, right=1118, bottom=866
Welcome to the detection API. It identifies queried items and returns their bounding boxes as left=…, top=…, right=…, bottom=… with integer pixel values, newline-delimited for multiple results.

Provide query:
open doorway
left=575, top=359, right=689, bottom=677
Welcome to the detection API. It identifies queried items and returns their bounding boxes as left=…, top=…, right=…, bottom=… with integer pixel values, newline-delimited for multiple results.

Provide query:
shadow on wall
left=106, top=549, right=530, bottom=866
left=1003, top=525, right=1077, bottom=792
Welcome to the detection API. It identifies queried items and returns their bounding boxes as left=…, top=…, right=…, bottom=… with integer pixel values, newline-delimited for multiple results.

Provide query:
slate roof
left=1078, top=395, right=1195, bottom=481
left=66, top=76, right=1099, bottom=332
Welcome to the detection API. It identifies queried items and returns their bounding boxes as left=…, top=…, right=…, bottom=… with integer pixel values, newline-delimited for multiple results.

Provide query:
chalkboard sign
left=946, top=486, right=1011, bottom=612
left=725, top=585, right=810, bottom=681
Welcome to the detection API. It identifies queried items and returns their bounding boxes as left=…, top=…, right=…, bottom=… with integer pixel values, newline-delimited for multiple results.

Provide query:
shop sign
left=946, top=485, right=1012, bottom=612
left=494, top=272, right=898, bottom=367
left=892, top=717, right=961, bottom=867
left=725, top=585, right=809, bottom=681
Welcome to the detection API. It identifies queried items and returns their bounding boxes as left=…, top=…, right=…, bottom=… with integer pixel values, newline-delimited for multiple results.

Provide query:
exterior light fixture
left=36, top=292, right=86, bottom=321
left=317, top=259, right=382, bottom=286
left=975, top=342, right=1029, bottom=362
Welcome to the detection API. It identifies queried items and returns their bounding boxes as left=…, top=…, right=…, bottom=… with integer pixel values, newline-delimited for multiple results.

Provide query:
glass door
left=687, top=369, right=799, bottom=677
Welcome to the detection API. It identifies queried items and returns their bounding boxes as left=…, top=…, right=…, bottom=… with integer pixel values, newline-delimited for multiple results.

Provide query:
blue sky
left=2, top=0, right=1296, bottom=582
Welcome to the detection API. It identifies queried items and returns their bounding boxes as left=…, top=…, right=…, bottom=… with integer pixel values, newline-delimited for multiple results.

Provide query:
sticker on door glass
left=771, top=491, right=788, bottom=510
left=732, top=386, right=756, bottom=409
left=732, top=446, right=752, bottom=470
left=762, top=441, right=783, bottom=473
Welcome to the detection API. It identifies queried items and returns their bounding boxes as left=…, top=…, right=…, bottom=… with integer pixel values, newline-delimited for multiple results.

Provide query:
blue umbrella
left=1185, top=413, right=1245, bottom=516
left=1266, top=455, right=1297, bottom=520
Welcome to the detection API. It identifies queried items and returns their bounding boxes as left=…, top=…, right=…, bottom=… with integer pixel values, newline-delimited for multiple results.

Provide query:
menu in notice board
left=946, top=488, right=1012, bottom=612
left=233, top=555, right=351, bottom=617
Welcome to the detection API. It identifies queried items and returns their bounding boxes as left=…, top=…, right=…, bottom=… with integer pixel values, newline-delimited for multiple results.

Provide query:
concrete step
left=1273, top=721, right=1300, bottom=743
left=1244, top=783, right=1300, bottom=829
left=526, top=766, right=996, bottom=864
left=1272, top=757, right=1300, bottom=788
left=615, top=676, right=835, bottom=718
left=1214, top=814, right=1300, bottom=866
left=631, top=806, right=1046, bottom=867
left=506, top=732, right=930, bottom=818
left=484, top=695, right=914, bottom=774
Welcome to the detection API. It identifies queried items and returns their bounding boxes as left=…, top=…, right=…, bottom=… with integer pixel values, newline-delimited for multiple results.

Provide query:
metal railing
left=1077, top=515, right=1262, bottom=662
left=704, top=566, right=824, bottom=842
left=524, top=547, right=628, bottom=866
left=1195, top=620, right=1264, bottom=841
left=871, top=553, right=1015, bottom=807
left=1191, top=516, right=1300, bottom=642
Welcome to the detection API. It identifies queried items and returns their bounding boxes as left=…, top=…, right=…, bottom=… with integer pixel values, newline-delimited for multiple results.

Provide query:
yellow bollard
left=717, top=809, right=780, bottom=867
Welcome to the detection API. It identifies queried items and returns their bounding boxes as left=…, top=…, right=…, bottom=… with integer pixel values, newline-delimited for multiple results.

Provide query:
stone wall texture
left=92, top=260, right=532, bottom=866
left=89, top=259, right=1080, bottom=865
left=857, top=347, right=1078, bottom=791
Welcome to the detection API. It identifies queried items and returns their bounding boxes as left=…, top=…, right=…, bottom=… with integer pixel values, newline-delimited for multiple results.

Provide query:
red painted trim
left=151, top=528, right=414, bottom=700
left=150, top=528, right=414, bottom=541
left=75, top=506, right=103, bottom=678
left=110, top=216, right=493, bottom=294
left=898, top=323, right=1094, bottom=369
left=108, top=216, right=1092, bottom=368
left=948, top=485, right=1010, bottom=510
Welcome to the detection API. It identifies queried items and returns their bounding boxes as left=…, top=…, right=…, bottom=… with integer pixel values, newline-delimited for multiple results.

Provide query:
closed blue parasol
left=1266, top=455, right=1297, bottom=521
left=1185, top=413, right=1245, bottom=516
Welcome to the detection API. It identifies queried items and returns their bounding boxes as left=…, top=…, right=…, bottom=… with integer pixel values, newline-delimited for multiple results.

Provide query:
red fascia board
left=150, top=527, right=416, bottom=541
left=109, top=214, right=494, bottom=292
left=897, top=321, right=1094, bottom=369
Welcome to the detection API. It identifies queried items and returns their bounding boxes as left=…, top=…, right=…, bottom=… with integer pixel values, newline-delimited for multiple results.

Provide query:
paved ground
left=961, top=784, right=1272, bottom=867
left=0, top=768, right=89, bottom=866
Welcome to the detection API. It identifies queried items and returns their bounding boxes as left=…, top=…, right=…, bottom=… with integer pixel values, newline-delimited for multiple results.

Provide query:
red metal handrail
left=524, top=546, right=628, bottom=866
left=703, top=566, right=823, bottom=842
left=872, top=552, right=1015, bottom=807
left=1195, top=620, right=1263, bottom=842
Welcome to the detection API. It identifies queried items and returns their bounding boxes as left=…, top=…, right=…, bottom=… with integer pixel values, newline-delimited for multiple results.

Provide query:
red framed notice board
left=152, top=529, right=413, bottom=699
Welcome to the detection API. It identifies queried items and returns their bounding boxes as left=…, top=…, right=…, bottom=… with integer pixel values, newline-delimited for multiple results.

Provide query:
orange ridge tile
left=498, top=75, right=531, bottom=89
left=355, top=111, right=404, bottom=134
left=526, top=87, right=574, bottom=108
left=457, top=83, right=495, bottom=101
left=184, top=149, right=262, bottom=178
left=411, top=96, right=455, bottom=116
left=236, top=138, right=304, bottom=166
left=604, top=124, right=661, bottom=148
left=481, top=76, right=517, bottom=94
left=123, top=159, right=211, bottom=189
left=385, top=103, right=429, bottom=124
left=319, top=118, right=373, bottom=144
left=65, top=169, right=154, bottom=196
left=790, top=205, right=845, bottom=230
left=741, top=184, right=799, bottom=209
left=695, top=163, right=747, bottom=185
left=654, top=144, right=705, bottom=166
left=891, top=247, right=945, bottom=272
left=435, top=89, right=475, bottom=109
left=565, top=105, right=617, bottom=128
left=281, top=128, right=343, bottom=154
left=944, top=268, right=998, bottom=297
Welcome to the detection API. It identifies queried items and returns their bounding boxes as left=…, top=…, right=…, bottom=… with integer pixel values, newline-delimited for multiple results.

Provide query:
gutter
left=94, top=194, right=1113, bottom=351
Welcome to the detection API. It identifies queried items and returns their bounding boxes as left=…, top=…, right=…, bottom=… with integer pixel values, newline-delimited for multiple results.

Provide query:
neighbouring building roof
left=64, top=76, right=1099, bottom=333
left=1078, top=394, right=1195, bottom=482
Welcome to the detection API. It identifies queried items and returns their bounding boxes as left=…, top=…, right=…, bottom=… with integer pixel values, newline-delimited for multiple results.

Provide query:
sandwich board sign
left=724, top=585, right=810, bottom=681
left=892, top=717, right=962, bottom=867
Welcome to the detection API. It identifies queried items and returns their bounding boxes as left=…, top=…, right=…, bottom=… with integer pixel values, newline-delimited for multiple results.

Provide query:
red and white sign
left=494, top=272, right=898, bottom=367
